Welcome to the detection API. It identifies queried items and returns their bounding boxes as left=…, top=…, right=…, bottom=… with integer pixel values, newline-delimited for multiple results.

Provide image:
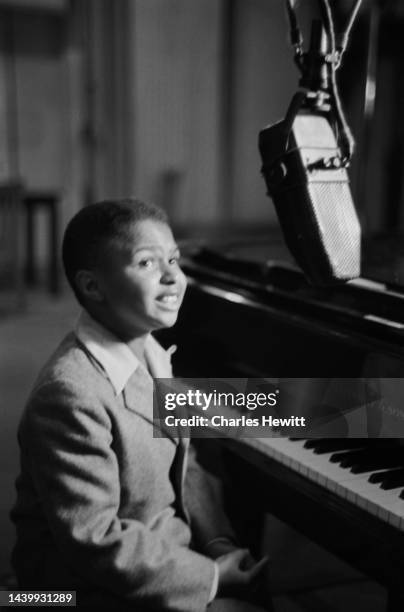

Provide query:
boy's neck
left=85, top=307, right=149, bottom=364
left=127, top=336, right=148, bottom=366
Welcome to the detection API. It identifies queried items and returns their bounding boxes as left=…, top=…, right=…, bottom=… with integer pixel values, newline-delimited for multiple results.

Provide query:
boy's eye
left=138, top=257, right=155, bottom=268
left=169, top=255, right=180, bottom=265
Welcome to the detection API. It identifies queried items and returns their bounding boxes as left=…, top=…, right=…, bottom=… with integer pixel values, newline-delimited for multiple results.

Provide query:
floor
left=0, top=289, right=79, bottom=580
left=0, top=289, right=388, bottom=611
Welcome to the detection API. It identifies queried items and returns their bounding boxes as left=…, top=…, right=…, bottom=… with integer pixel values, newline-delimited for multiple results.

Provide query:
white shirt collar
left=75, top=310, right=142, bottom=396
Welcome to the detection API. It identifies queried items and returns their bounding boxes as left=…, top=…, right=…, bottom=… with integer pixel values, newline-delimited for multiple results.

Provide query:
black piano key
left=304, top=439, right=325, bottom=449
left=368, top=469, right=400, bottom=484
left=379, top=469, right=404, bottom=490
left=348, top=448, right=404, bottom=474
left=346, top=447, right=404, bottom=464
left=331, top=449, right=368, bottom=465
left=331, top=443, right=400, bottom=466
left=351, top=455, right=404, bottom=474
left=309, top=440, right=366, bottom=455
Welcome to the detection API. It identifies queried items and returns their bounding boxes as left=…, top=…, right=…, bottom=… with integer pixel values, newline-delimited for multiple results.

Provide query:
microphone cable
left=285, top=0, right=363, bottom=165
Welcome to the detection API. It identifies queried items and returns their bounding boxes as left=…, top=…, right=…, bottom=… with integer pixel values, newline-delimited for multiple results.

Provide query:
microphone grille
left=307, top=180, right=361, bottom=280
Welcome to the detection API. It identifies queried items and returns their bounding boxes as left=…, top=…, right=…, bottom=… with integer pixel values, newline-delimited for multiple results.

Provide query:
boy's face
left=95, top=219, right=187, bottom=338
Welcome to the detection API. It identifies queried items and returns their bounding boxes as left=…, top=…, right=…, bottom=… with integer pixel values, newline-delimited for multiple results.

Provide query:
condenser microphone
left=259, top=17, right=361, bottom=287
left=259, top=107, right=361, bottom=286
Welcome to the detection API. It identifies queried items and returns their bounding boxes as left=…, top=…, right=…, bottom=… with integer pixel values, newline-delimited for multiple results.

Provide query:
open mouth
left=156, top=293, right=180, bottom=307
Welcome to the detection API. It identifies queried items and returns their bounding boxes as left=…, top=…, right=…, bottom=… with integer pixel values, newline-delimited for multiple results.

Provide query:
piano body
left=154, top=5, right=404, bottom=607
left=157, top=239, right=404, bottom=611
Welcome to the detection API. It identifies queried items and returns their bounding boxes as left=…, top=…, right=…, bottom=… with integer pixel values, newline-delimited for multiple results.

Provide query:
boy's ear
left=75, top=270, right=104, bottom=303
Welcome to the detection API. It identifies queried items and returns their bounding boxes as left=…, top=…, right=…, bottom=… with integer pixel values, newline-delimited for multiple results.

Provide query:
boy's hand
left=205, top=538, right=239, bottom=560
left=217, top=549, right=269, bottom=597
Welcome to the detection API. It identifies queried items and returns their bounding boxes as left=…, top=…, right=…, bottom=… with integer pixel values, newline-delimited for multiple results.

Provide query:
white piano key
left=240, top=437, right=404, bottom=530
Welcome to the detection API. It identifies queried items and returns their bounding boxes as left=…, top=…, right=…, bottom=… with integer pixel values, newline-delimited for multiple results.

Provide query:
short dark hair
left=62, top=198, right=169, bottom=305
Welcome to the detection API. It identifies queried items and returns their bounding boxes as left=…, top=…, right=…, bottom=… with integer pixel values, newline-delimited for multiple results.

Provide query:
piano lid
left=180, top=234, right=404, bottom=346
left=161, top=234, right=404, bottom=412
left=183, top=230, right=404, bottom=291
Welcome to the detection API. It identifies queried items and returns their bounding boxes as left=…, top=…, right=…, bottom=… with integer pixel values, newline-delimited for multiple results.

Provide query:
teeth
left=161, top=295, right=177, bottom=303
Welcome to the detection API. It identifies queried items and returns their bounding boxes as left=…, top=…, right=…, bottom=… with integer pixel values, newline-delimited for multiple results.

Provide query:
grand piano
left=158, top=2, right=404, bottom=609
left=157, top=237, right=404, bottom=612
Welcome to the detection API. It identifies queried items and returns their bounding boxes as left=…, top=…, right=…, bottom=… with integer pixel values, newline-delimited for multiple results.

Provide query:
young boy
left=11, top=199, right=268, bottom=611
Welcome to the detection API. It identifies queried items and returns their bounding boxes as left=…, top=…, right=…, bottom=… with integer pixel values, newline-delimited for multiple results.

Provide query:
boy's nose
left=160, top=265, right=178, bottom=283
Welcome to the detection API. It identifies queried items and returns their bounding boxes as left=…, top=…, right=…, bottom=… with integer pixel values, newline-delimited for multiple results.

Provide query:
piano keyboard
left=244, top=437, right=404, bottom=530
